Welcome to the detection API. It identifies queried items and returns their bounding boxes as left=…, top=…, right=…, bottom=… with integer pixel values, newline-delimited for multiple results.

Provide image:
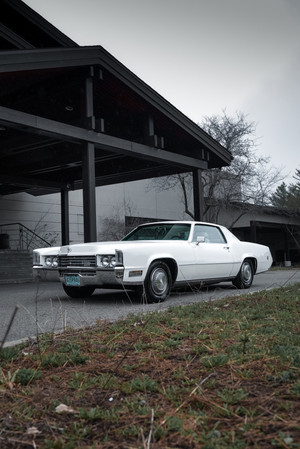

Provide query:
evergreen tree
left=293, top=168, right=300, bottom=191
left=270, top=168, right=300, bottom=209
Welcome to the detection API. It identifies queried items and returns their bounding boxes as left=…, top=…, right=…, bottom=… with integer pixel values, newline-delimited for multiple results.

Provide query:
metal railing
left=0, top=223, right=51, bottom=251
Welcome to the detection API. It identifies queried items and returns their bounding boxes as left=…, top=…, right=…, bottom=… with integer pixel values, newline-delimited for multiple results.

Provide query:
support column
left=82, top=67, right=97, bottom=242
left=284, top=227, right=291, bottom=263
left=193, top=169, right=204, bottom=221
left=250, top=220, right=257, bottom=243
left=83, top=142, right=97, bottom=242
left=61, top=189, right=69, bottom=245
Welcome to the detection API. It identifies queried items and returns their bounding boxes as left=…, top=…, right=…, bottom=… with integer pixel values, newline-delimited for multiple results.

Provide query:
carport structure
left=0, top=0, right=232, bottom=244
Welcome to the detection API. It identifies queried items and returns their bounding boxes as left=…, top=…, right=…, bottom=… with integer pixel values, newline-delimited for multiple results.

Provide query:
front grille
left=58, top=255, right=97, bottom=268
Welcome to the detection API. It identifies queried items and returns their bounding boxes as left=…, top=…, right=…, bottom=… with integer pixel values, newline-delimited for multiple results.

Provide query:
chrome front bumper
left=34, top=265, right=126, bottom=287
left=58, top=268, right=120, bottom=287
left=33, top=267, right=60, bottom=282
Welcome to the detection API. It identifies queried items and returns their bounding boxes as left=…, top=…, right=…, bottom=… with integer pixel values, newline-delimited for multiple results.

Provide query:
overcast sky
left=25, top=0, right=300, bottom=183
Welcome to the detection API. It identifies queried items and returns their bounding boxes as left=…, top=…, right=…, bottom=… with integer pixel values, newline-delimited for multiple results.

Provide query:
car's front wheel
left=63, top=285, right=95, bottom=298
left=143, top=261, right=172, bottom=303
left=232, top=259, right=254, bottom=289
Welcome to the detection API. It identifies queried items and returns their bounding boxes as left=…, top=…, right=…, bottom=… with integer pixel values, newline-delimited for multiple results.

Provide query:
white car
left=33, top=221, right=273, bottom=303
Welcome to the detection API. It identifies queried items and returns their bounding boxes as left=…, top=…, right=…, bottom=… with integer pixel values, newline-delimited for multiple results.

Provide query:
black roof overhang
left=0, top=46, right=232, bottom=196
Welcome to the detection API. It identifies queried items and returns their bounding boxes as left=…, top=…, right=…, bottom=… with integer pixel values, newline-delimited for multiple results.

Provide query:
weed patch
left=0, top=284, right=299, bottom=448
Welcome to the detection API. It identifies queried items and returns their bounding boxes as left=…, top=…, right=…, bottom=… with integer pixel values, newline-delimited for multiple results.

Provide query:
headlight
left=44, top=256, right=58, bottom=268
left=45, top=257, right=52, bottom=267
left=97, top=255, right=116, bottom=268
left=102, top=256, right=110, bottom=267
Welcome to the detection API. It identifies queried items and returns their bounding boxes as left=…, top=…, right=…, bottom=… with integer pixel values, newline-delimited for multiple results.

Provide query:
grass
left=0, top=284, right=299, bottom=448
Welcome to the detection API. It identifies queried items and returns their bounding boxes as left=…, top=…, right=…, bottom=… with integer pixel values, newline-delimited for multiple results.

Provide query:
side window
left=193, top=225, right=226, bottom=243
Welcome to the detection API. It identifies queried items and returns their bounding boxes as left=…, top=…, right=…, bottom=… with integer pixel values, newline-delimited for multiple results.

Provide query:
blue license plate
left=65, top=275, right=80, bottom=286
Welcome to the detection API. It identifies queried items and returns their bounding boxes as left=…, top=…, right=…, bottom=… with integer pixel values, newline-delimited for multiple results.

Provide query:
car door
left=191, top=224, right=234, bottom=280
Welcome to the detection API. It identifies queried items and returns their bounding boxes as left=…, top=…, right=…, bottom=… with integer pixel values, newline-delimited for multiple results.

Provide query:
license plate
left=65, top=275, right=80, bottom=286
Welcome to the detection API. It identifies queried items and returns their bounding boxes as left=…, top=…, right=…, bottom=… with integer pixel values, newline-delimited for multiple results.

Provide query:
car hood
left=58, top=240, right=185, bottom=255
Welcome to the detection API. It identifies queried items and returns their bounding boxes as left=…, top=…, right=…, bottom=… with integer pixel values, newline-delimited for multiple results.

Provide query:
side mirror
left=196, top=236, right=205, bottom=244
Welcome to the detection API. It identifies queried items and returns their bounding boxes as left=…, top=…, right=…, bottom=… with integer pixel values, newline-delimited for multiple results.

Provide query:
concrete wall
left=0, top=191, right=84, bottom=247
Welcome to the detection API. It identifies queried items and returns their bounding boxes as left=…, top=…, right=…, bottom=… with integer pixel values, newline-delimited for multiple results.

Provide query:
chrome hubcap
left=242, top=262, right=252, bottom=283
left=150, top=268, right=168, bottom=295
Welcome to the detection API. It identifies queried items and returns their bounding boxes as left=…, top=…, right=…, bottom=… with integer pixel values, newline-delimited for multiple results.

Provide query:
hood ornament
left=59, top=246, right=71, bottom=255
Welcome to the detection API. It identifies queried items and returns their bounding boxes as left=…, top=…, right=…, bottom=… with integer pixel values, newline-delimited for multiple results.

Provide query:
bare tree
left=98, top=200, right=137, bottom=241
left=149, top=111, right=284, bottom=226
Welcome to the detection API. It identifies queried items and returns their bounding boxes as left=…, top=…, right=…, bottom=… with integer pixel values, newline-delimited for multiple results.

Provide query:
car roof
left=137, top=221, right=220, bottom=227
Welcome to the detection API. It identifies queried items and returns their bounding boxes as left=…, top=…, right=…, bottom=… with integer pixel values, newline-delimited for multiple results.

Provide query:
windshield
left=122, top=223, right=191, bottom=241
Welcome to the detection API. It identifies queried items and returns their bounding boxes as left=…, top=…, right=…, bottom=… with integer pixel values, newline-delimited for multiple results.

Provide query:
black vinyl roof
left=0, top=0, right=232, bottom=196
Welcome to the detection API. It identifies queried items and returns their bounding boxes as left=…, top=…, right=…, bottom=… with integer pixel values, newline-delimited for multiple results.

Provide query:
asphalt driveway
left=1, top=269, right=300, bottom=346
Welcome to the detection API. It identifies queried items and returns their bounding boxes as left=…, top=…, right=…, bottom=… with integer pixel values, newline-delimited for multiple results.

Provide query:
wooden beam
left=0, top=106, right=208, bottom=170
left=0, top=46, right=231, bottom=165
left=0, top=23, right=35, bottom=49
left=0, top=174, right=70, bottom=190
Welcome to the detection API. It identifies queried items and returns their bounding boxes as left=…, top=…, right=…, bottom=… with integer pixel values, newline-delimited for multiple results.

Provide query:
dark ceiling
left=0, top=0, right=232, bottom=197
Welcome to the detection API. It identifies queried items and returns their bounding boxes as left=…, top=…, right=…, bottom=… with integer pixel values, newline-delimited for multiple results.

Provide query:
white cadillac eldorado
left=33, top=221, right=273, bottom=303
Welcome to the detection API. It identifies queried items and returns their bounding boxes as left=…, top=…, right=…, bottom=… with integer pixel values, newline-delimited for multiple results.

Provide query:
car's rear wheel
left=232, top=259, right=254, bottom=289
left=143, top=261, right=172, bottom=303
left=63, top=285, right=95, bottom=298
